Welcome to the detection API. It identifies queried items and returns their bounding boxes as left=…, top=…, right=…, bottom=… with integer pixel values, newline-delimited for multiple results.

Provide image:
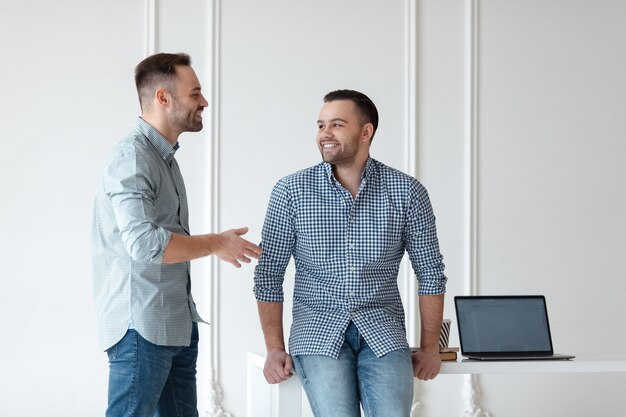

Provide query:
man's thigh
left=106, top=330, right=179, bottom=417
left=156, top=323, right=199, bottom=417
left=293, top=352, right=361, bottom=417
left=357, top=347, right=414, bottom=417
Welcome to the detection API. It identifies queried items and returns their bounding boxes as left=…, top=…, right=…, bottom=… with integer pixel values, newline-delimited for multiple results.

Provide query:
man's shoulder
left=371, top=159, right=421, bottom=188
left=267, top=163, right=327, bottom=203
left=277, top=162, right=326, bottom=186
left=101, top=130, right=161, bottom=182
left=107, top=129, right=154, bottom=160
left=119, top=128, right=151, bottom=151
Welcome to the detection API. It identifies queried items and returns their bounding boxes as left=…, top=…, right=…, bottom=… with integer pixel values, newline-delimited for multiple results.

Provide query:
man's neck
left=332, top=158, right=367, bottom=199
left=142, top=114, right=179, bottom=145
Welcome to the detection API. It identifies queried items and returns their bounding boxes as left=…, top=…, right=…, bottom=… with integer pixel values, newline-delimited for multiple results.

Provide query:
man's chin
left=187, top=122, right=203, bottom=132
left=321, top=155, right=339, bottom=164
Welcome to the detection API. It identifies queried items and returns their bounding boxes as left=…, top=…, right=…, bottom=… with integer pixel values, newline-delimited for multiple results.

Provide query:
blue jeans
left=105, top=323, right=199, bottom=417
left=293, top=322, right=413, bottom=417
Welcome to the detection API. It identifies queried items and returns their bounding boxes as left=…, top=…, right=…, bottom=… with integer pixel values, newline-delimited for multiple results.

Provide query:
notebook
left=454, top=295, right=575, bottom=361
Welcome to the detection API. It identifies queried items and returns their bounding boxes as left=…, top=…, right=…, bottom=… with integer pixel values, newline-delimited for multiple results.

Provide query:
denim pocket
left=292, top=355, right=306, bottom=381
left=106, top=329, right=135, bottom=362
left=106, top=343, right=119, bottom=362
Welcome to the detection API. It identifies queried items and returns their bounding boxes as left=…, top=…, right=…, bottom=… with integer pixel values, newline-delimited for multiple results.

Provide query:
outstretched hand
left=214, top=227, right=262, bottom=267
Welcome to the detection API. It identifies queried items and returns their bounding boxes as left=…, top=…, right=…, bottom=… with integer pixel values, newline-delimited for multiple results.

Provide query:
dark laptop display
left=454, top=295, right=574, bottom=361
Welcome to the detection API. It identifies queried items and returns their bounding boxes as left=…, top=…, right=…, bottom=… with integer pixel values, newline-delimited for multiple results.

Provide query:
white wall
left=0, top=1, right=142, bottom=415
left=1, top=1, right=624, bottom=416
left=0, top=0, right=211, bottom=415
left=471, top=0, right=626, bottom=415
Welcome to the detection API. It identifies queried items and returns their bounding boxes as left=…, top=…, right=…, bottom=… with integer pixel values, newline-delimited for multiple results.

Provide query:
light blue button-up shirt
left=254, top=158, right=447, bottom=358
left=92, top=117, right=203, bottom=351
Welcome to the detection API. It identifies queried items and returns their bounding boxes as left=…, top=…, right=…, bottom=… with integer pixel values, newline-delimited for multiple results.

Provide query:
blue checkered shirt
left=92, top=117, right=204, bottom=351
left=254, top=158, right=447, bottom=358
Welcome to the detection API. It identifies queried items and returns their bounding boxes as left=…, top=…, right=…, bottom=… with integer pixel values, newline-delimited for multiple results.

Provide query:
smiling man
left=254, top=90, right=447, bottom=416
left=92, top=53, right=262, bottom=417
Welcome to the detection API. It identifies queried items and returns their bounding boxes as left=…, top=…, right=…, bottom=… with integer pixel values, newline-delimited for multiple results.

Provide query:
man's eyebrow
left=317, top=118, right=348, bottom=124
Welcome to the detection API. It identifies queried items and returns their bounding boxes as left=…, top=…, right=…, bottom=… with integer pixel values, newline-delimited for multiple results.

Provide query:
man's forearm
left=162, top=227, right=261, bottom=266
left=257, top=301, right=286, bottom=352
left=419, top=294, right=444, bottom=352
left=162, top=232, right=215, bottom=264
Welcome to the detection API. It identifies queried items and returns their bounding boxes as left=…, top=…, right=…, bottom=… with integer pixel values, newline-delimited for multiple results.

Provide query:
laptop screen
left=455, top=295, right=554, bottom=355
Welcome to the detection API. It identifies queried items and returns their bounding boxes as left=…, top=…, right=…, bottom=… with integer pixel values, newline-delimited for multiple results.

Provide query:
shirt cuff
left=253, top=285, right=285, bottom=303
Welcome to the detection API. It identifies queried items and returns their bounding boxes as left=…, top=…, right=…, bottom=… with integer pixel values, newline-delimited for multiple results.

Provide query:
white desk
left=438, top=356, right=626, bottom=417
left=247, top=352, right=626, bottom=417
left=440, top=356, right=626, bottom=374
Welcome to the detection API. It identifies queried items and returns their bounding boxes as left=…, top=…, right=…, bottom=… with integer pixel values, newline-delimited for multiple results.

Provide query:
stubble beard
left=320, top=139, right=359, bottom=166
left=175, top=112, right=203, bottom=133
left=171, top=101, right=203, bottom=133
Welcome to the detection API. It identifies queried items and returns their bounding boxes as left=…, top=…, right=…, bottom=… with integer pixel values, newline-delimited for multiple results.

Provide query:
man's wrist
left=419, top=344, right=439, bottom=354
left=267, top=345, right=286, bottom=353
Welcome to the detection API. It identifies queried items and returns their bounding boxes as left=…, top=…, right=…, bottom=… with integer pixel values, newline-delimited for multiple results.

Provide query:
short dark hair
left=134, top=53, right=192, bottom=111
left=324, top=89, right=379, bottom=141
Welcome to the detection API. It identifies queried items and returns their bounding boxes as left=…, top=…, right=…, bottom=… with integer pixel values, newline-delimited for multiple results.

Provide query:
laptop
left=454, top=295, right=574, bottom=361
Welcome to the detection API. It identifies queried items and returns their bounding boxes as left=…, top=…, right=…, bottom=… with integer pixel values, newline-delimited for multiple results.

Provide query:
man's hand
left=413, top=294, right=444, bottom=380
left=411, top=349, right=441, bottom=381
left=263, top=350, right=294, bottom=384
left=214, top=227, right=262, bottom=267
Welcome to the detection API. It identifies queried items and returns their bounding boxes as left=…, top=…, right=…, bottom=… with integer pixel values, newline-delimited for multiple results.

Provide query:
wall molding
left=464, top=0, right=478, bottom=298
left=144, top=0, right=157, bottom=56
left=403, top=0, right=419, bottom=349
left=204, top=0, right=232, bottom=416
left=403, top=0, right=424, bottom=414
left=463, top=375, right=491, bottom=417
left=463, top=1, right=491, bottom=416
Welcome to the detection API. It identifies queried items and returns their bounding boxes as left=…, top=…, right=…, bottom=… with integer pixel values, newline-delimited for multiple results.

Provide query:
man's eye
left=317, top=125, right=324, bottom=130
left=334, top=123, right=343, bottom=128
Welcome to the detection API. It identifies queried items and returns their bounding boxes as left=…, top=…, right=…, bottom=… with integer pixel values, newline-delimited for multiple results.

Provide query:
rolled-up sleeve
left=254, top=179, right=296, bottom=302
left=404, top=182, right=447, bottom=295
left=103, top=144, right=171, bottom=263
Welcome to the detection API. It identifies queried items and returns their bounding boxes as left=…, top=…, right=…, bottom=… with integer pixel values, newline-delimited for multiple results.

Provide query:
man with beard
left=254, top=90, right=447, bottom=416
left=92, top=53, right=262, bottom=417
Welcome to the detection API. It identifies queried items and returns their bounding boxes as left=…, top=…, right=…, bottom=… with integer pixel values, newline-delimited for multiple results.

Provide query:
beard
left=319, top=137, right=360, bottom=166
left=170, top=102, right=203, bottom=133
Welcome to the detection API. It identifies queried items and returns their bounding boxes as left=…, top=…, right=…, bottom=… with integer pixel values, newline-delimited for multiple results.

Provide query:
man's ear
left=155, top=88, right=169, bottom=107
left=361, top=123, right=374, bottom=142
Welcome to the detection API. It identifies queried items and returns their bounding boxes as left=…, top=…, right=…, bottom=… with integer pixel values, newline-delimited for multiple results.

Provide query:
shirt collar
left=323, top=156, right=374, bottom=182
left=135, top=117, right=179, bottom=162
